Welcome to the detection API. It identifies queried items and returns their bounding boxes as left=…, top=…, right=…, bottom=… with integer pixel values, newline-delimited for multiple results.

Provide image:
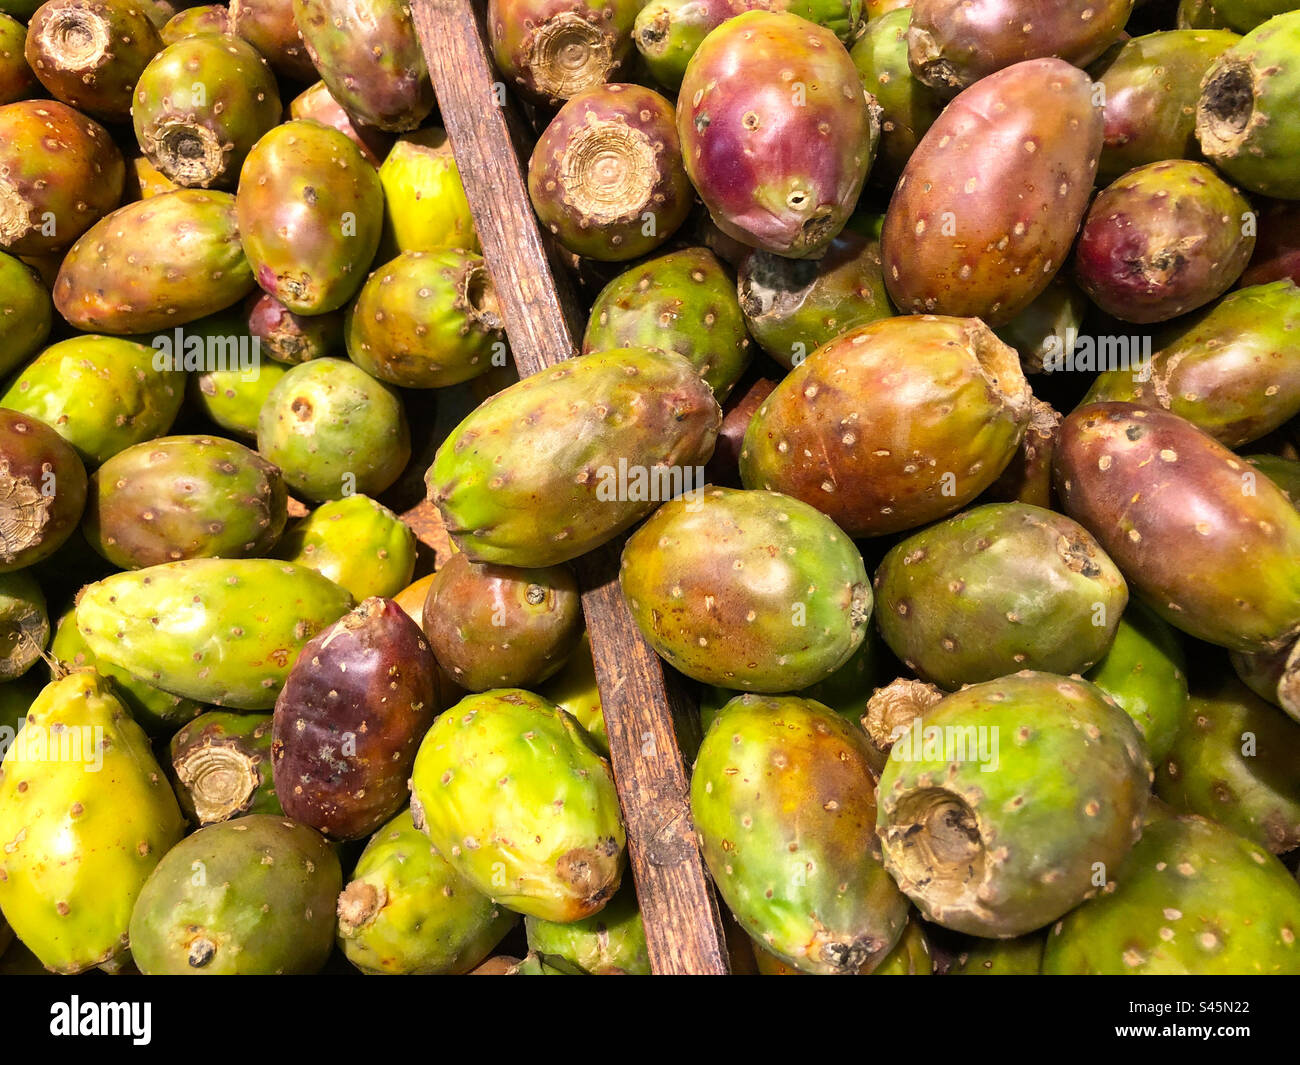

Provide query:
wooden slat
left=411, top=0, right=731, bottom=975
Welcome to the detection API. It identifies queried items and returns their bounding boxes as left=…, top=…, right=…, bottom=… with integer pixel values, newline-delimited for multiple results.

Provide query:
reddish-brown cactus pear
left=678, top=11, right=877, bottom=259
left=0, top=407, right=87, bottom=574
left=289, top=80, right=395, bottom=169
left=740, top=316, right=1032, bottom=537
left=293, top=0, right=433, bottom=131
left=0, top=100, right=124, bottom=256
left=620, top=486, right=871, bottom=691
left=376, top=127, right=476, bottom=255
left=237, top=120, right=384, bottom=315
left=82, top=434, right=288, bottom=569
left=244, top=290, right=343, bottom=365
left=230, top=0, right=315, bottom=81
left=272, top=597, right=437, bottom=840
left=877, top=672, right=1151, bottom=937
left=1055, top=403, right=1300, bottom=654
left=421, top=551, right=581, bottom=692
left=1073, top=160, right=1255, bottom=324
left=0, top=253, right=51, bottom=377
left=0, top=570, right=48, bottom=679
left=428, top=348, right=721, bottom=568
left=692, top=694, right=909, bottom=974
left=169, top=710, right=281, bottom=824
left=906, top=0, right=1133, bottom=97
left=274, top=494, right=416, bottom=600
left=0, top=12, right=36, bottom=105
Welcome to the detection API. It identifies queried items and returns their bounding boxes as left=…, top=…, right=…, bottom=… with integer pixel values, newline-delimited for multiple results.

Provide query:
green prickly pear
left=949, top=934, right=1045, bottom=974
left=0, top=252, right=51, bottom=377
left=274, top=494, right=416, bottom=600
left=128, top=814, right=341, bottom=974
left=75, top=558, right=353, bottom=709
left=376, top=127, right=476, bottom=255
left=992, top=276, right=1088, bottom=374
left=1208, top=0, right=1300, bottom=31
left=229, top=0, right=316, bottom=81
left=337, top=806, right=517, bottom=975
left=0, top=669, right=185, bottom=973
left=877, top=671, right=1151, bottom=937
left=0, top=407, right=87, bottom=573
left=0, top=12, right=36, bottom=105
left=0, top=570, right=47, bottom=680
left=289, top=80, right=394, bottom=169
left=536, top=633, right=606, bottom=754
left=409, top=688, right=626, bottom=922
left=692, top=694, right=909, bottom=974
left=190, top=355, right=289, bottom=441
left=169, top=710, right=281, bottom=824
left=524, top=881, right=650, bottom=975
left=159, top=3, right=231, bottom=42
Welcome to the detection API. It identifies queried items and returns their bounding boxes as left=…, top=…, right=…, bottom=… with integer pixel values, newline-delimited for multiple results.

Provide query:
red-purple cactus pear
left=0, top=407, right=87, bottom=573
left=288, top=80, right=395, bottom=169
left=244, top=290, right=343, bottom=365
left=1241, top=199, right=1300, bottom=287
left=229, top=0, right=315, bottom=81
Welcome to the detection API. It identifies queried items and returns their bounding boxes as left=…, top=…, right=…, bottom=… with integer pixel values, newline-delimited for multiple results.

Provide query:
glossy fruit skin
left=294, top=0, right=433, bottom=131
left=0, top=12, right=36, bottom=105
left=346, top=249, right=505, bottom=389
left=83, top=434, right=288, bottom=569
left=621, top=486, right=870, bottom=691
left=1081, top=280, right=1300, bottom=449
left=980, top=397, right=1061, bottom=509
left=905, top=0, right=1133, bottom=96
left=1055, top=403, right=1300, bottom=655
left=1086, top=598, right=1189, bottom=763
left=0, top=336, right=184, bottom=467
left=245, top=291, right=343, bottom=365
left=1073, top=161, right=1255, bottom=324
left=191, top=352, right=289, bottom=440
left=0, top=407, right=87, bottom=573
left=1043, top=814, right=1300, bottom=974
left=337, top=806, right=517, bottom=975
left=129, top=815, right=341, bottom=974
left=230, top=0, right=316, bottom=81
left=160, top=4, right=230, bottom=42
left=0, top=570, right=47, bottom=679
left=529, top=83, right=692, bottom=262
left=0, top=100, right=124, bottom=256
left=524, top=881, right=649, bottom=974
left=54, top=189, right=256, bottom=334
left=428, top=347, right=721, bottom=568
left=1196, top=13, right=1300, bottom=200
left=376, top=128, right=477, bottom=255
left=257, top=357, right=410, bottom=502
left=289, top=80, right=395, bottom=169
left=76, top=558, right=353, bottom=709
left=874, top=502, right=1128, bottom=691
left=0, top=254, right=49, bottom=378
left=237, top=121, right=384, bottom=315
left=536, top=632, right=606, bottom=754
left=169, top=710, right=281, bottom=824
left=0, top=669, right=185, bottom=973
left=877, top=671, right=1151, bottom=938
left=693, top=694, right=909, bottom=974
left=882, top=59, right=1103, bottom=326
left=740, top=315, right=1032, bottom=537
left=678, top=11, right=876, bottom=259
left=1089, top=29, right=1241, bottom=182
left=275, top=494, right=416, bottom=600
left=273, top=597, right=437, bottom=840
left=409, top=688, right=626, bottom=922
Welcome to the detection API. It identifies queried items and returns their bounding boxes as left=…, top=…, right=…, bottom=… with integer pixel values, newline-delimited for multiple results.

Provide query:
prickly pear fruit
left=275, top=494, right=416, bottom=600
left=1241, top=200, right=1300, bottom=287
left=1082, top=281, right=1300, bottom=448
left=906, top=0, right=1133, bottom=97
left=858, top=677, right=945, bottom=775
left=272, top=597, right=436, bottom=839
left=49, top=607, right=202, bottom=734
left=874, top=503, right=1128, bottom=691
left=133, top=35, right=280, bottom=189
left=979, top=398, right=1061, bottom=510
left=421, top=552, right=581, bottom=692
left=1197, top=12, right=1300, bottom=200
left=289, top=80, right=394, bottom=169
left=1209, top=0, right=1300, bottom=31
left=256, top=358, right=410, bottom=502
left=949, top=934, right=1044, bottom=974
left=737, top=228, right=892, bottom=370
left=0, top=570, right=47, bottom=680
left=0, top=336, right=184, bottom=466
left=243, top=291, right=340, bottom=365
left=1074, top=161, right=1255, bottom=324
left=0, top=408, right=87, bottom=573
left=692, top=694, right=909, bottom=974
left=993, top=276, right=1088, bottom=374
left=191, top=350, right=289, bottom=440
left=524, top=881, right=649, bottom=975
left=0, top=254, right=49, bottom=378
left=1089, top=29, right=1241, bottom=182
left=1231, top=625, right=1300, bottom=720
left=1180, top=0, right=1235, bottom=27
left=1055, top=404, right=1300, bottom=654
left=877, top=671, right=1151, bottom=937
left=0, top=13, right=36, bottom=105
left=1156, top=676, right=1300, bottom=852
left=536, top=632, right=606, bottom=754
left=76, top=558, right=353, bottom=709
left=129, top=814, right=341, bottom=974
left=883, top=59, right=1102, bottom=325
left=337, top=806, right=516, bottom=975
left=0, top=669, right=185, bottom=973
left=160, top=4, right=230, bottom=42
left=428, top=348, right=721, bottom=568
left=123, top=151, right=179, bottom=202
left=1249, top=452, right=1300, bottom=501
left=582, top=247, right=750, bottom=400
left=409, top=688, right=626, bottom=922
left=0, top=100, right=124, bottom=256
left=1043, top=814, right=1300, bottom=973
left=1086, top=599, right=1189, bottom=763
left=294, top=0, right=433, bottom=131
left=230, top=0, right=316, bottom=81
left=237, top=120, right=384, bottom=315
left=740, top=316, right=1032, bottom=537
left=621, top=486, right=870, bottom=691
left=678, top=11, right=877, bottom=259
left=54, top=190, right=256, bottom=334
left=529, top=83, right=691, bottom=262
left=346, top=250, right=505, bottom=389
left=376, top=127, right=476, bottom=255
left=169, top=710, right=281, bottom=824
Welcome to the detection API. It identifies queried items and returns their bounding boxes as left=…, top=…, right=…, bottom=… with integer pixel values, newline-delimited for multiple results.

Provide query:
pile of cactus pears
left=1, top=0, right=1300, bottom=987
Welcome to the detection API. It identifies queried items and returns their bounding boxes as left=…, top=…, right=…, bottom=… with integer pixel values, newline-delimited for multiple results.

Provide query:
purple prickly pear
left=0, top=252, right=51, bottom=377
left=169, top=710, right=281, bottom=824
left=244, top=290, right=343, bottom=365
left=229, top=0, right=315, bottom=81
left=677, top=11, right=878, bottom=259
left=1241, top=199, right=1300, bottom=287
left=0, top=408, right=86, bottom=574
left=288, top=79, right=395, bottom=169
left=0, top=12, right=36, bottom=105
